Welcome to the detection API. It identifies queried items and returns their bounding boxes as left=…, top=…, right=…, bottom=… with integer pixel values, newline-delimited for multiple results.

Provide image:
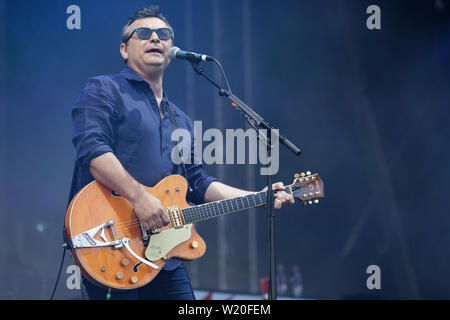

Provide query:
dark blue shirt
left=69, top=66, right=217, bottom=270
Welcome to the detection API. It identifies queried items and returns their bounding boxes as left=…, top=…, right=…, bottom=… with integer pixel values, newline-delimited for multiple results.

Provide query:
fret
left=219, top=201, right=224, bottom=215
left=237, top=197, right=243, bottom=210
left=200, top=204, right=207, bottom=220
left=256, top=192, right=262, bottom=205
left=244, top=196, right=249, bottom=208
left=183, top=208, right=190, bottom=224
left=234, top=198, right=240, bottom=210
left=221, top=200, right=228, bottom=214
left=224, top=199, right=229, bottom=213
left=250, top=194, right=256, bottom=207
left=194, top=206, right=201, bottom=221
left=231, top=199, right=237, bottom=212
left=207, top=204, right=212, bottom=218
left=206, top=203, right=213, bottom=218
left=229, top=199, right=234, bottom=212
left=214, top=202, right=220, bottom=216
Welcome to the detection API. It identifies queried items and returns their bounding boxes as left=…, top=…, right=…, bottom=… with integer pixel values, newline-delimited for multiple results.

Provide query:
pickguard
left=145, top=224, right=192, bottom=261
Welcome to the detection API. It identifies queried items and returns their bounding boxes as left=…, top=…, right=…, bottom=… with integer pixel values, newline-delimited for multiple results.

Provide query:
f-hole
left=133, top=262, right=143, bottom=273
left=133, top=256, right=155, bottom=272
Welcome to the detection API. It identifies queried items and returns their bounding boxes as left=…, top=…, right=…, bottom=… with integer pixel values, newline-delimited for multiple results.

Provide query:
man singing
left=69, top=5, right=294, bottom=300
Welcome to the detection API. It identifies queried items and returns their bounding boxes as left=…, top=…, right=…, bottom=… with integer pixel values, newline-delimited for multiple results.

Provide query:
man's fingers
left=274, top=191, right=295, bottom=208
left=275, top=191, right=288, bottom=201
left=272, top=182, right=284, bottom=190
left=274, top=198, right=282, bottom=210
left=158, top=209, right=170, bottom=226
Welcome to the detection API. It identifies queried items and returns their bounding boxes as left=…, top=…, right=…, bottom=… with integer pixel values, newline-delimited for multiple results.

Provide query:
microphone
left=168, top=46, right=214, bottom=62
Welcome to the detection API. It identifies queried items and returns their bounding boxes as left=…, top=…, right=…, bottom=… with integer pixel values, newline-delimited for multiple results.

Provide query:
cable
left=50, top=242, right=67, bottom=300
left=212, top=57, right=232, bottom=92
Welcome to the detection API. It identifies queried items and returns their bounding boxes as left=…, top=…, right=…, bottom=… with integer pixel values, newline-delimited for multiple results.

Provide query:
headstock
left=289, top=171, right=324, bottom=205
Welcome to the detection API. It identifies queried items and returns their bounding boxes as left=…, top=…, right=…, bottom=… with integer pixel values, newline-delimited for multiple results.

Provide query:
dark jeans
left=82, top=264, right=196, bottom=300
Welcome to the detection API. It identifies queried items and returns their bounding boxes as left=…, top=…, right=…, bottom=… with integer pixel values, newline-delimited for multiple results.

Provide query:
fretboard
left=181, top=188, right=291, bottom=224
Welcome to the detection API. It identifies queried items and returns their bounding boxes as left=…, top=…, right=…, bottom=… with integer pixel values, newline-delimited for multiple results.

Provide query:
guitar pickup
left=166, top=205, right=184, bottom=229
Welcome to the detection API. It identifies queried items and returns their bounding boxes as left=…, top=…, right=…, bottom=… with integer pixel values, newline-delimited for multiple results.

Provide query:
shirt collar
left=121, top=65, right=170, bottom=104
left=120, top=65, right=146, bottom=82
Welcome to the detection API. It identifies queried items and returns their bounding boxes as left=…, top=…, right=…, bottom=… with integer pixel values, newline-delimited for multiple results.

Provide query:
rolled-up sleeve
left=183, top=117, right=218, bottom=205
left=186, top=164, right=217, bottom=205
left=71, top=77, right=118, bottom=168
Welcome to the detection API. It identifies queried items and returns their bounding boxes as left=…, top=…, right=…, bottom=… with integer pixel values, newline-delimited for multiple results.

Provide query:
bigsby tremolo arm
left=116, top=238, right=159, bottom=270
left=71, top=221, right=159, bottom=270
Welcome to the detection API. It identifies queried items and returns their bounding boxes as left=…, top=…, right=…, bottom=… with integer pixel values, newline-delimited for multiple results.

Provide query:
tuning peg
left=314, top=199, right=319, bottom=204
left=300, top=172, right=306, bottom=177
left=294, top=173, right=300, bottom=178
left=308, top=200, right=313, bottom=205
left=306, top=171, right=311, bottom=176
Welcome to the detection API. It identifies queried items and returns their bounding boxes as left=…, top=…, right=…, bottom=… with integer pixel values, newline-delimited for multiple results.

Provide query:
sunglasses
left=125, top=27, right=174, bottom=43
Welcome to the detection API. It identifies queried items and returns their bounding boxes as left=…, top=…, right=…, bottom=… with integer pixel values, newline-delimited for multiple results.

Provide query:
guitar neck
left=181, top=188, right=292, bottom=224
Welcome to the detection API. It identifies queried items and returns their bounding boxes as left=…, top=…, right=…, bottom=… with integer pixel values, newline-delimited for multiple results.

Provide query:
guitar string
left=110, top=192, right=268, bottom=229
left=98, top=199, right=260, bottom=238
left=85, top=185, right=310, bottom=243
left=103, top=188, right=293, bottom=233
left=106, top=184, right=303, bottom=231
left=134, top=192, right=267, bottom=226
left=111, top=187, right=296, bottom=230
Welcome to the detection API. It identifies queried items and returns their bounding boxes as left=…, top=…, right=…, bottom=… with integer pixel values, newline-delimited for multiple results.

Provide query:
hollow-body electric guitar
left=65, top=172, right=324, bottom=290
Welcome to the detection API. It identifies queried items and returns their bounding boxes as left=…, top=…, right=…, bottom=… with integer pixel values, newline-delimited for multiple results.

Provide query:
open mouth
left=146, top=48, right=163, bottom=54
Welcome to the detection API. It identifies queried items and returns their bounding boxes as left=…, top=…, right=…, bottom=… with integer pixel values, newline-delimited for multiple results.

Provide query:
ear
left=120, top=42, right=128, bottom=61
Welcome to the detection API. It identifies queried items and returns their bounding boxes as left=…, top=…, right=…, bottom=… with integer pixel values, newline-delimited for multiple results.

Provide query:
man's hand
left=131, top=187, right=171, bottom=231
left=204, top=181, right=295, bottom=210
left=262, top=182, right=295, bottom=210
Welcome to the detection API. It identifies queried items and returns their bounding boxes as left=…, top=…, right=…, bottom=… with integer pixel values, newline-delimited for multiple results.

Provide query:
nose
left=149, top=30, right=160, bottom=43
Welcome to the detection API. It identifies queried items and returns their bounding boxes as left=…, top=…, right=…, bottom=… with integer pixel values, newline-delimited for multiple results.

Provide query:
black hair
left=120, top=5, right=174, bottom=44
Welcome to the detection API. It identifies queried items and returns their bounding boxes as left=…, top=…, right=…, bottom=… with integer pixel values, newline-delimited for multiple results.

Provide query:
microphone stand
left=188, top=60, right=301, bottom=300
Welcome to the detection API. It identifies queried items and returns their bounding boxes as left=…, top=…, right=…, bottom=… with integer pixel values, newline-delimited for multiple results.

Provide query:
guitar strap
left=166, top=103, right=193, bottom=193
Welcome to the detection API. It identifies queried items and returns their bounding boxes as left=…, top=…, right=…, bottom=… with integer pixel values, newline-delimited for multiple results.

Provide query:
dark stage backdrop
left=0, top=0, right=449, bottom=299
